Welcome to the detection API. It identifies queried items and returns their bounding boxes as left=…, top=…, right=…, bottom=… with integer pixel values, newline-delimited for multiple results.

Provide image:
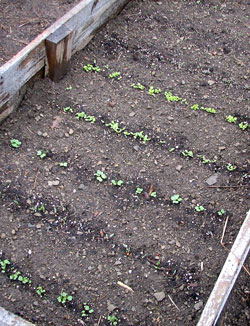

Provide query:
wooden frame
left=0, top=0, right=130, bottom=122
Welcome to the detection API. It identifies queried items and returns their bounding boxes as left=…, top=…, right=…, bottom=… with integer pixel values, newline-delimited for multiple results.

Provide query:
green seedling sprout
left=226, top=115, right=237, bottom=123
left=83, top=62, right=101, bottom=72
left=11, top=139, right=22, bottom=148
left=76, top=112, right=86, bottom=119
left=136, top=187, right=143, bottom=195
left=164, top=91, right=187, bottom=104
left=109, top=72, right=121, bottom=79
left=150, top=191, right=157, bottom=198
left=0, top=259, right=10, bottom=273
left=66, top=86, right=72, bottom=91
left=195, top=205, right=205, bottom=212
left=226, top=163, right=237, bottom=171
left=182, top=150, right=194, bottom=158
left=57, top=291, right=73, bottom=304
left=218, top=209, right=226, bottom=216
left=106, top=121, right=125, bottom=133
left=108, top=314, right=119, bottom=326
left=198, top=155, right=216, bottom=164
left=190, top=104, right=199, bottom=111
left=200, top=106, right=216, bottom=114
left=131, top=82, right=145, bottom=90
left=63, top=106, right=74, bottom=114
left=171, top=194, right=182, bottom=204
left=37, top=286, right=46, bottom=297
left=81, top=303, right=94, bottom=317
left=59, top=162, right=68, bottom=168
left=148, top=86, right=162, bottom=96
left=37, top=150, right=47, bottom=159
left=111, top=179, right=124, bottom=187
left=95, top=170, right=107, bottom=182
left=239, top=122, right=248, bottom=130
left=169, top=147, right=175, bottom=152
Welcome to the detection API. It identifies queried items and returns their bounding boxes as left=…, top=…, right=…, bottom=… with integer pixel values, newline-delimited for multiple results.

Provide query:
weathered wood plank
left=197, top=210, right=250, bottom=326
left=0, top=0, right=130, bottom=122
left=46, top=26, right=73, bottom=81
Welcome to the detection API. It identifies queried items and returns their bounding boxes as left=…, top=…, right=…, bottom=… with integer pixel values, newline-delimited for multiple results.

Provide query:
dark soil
left=0, top=1, right=249, bottom=326
left=0, top=0, right=81, bottom=65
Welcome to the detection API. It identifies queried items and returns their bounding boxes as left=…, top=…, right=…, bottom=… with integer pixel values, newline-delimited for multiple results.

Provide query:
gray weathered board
left=0, top=0, right=130, bottom=122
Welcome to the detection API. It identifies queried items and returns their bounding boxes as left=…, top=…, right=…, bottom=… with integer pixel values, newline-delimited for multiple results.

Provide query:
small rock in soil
left=107, top=301, right=117, bottom=312
left=194, top=301, right=203, bottom=311
left=154, top=291, right=165, bottom=302
left=78, top=184, right=85, bottom=190
left=176, top=165, right=182, bottom=172
left=206, top=174, right=219, bottom=186
left=133, top=145, right=139, bottom=151
left=48, top=180, right=60, bottom=186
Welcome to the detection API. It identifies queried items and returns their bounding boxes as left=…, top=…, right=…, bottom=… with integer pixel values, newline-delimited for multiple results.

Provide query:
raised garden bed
left=0, top=1, right=249, bottom=326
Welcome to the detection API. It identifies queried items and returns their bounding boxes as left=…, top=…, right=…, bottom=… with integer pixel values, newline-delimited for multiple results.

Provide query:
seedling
left=226, top=115, right=237, bottom=123
left=108, top=315, right=119, bottom=326
left=0, top=259, right=10, bottom=273
left=171, top=194, right=182, bottom=204
left=218, top=209, right=226, bottom=216
left=76, top=112, right=86, bottom=119
left=182, top=150, right=194, bottom=158
left=148, top=86, right=162, bottom=96
left=57, top=291, right=73, bottom=304
left=198, top=155, right=216, bottom=164
left=150, top=192, right=157, bottom=198
left=154, top=260, right=162, bottom=270
left=111, top=179, right=124, bottom=187
left=226, top=163, right=237, bottom=171
left=11, top=139, right=22, bottom=148
left=81, top=303, right=94, bottom=317
left=59, top=162, right=68, bottom=168
left=195, top=205, right=205, bottom=212
left=83, top=62, right=101, bottom=72
left=66, top=86, right=72, bottom=91
left=36, top=286, right=46, bottom=297
left=164, top=91, right=187, bottom=104
left=85, top=115, right=96, bottom=123
left=131, top=82, right=145, bottom=90
left=10, top=271, right=31, bottom=284
left=95, top=170, right=107, bottom=182
left=200, top=106, right=216, bottom=114
left=132, top=131, right=151, bottom=143
left=106, top=121, right=125, bottom=133
left=109, top=72, right=121, bottom=80
left=37, top=150, right=47, bottom=159
left=136, top=187, right=143, bottom=194
left=190, top=104, right=199, bottom=111
left=239, top=122, right=248, bottom=130
left=63, top=106, right=74, bottom=114
left=169, top=147, right=175, bottom=152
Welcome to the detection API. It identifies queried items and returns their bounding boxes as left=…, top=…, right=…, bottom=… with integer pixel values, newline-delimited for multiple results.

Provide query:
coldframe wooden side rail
left=0, top=0, right=130, bottom=122
left=197, top=209, right=250, bottom=326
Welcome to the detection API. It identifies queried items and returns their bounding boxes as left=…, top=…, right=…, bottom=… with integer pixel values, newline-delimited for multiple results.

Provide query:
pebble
left=194, top=301, right=203, bottom=311
left=48, top=180, right=60, bottom=186
left=153, top=291, right=165, bottom=302
left=208, top=80, right=216, bottom=86
left=129, top=112, right=136, bottom=117
left=1, top=233, right=6, bottom=239
left=107, top=301, right=117, bottom=312
left=176, top=165, right=182, bottom=172
left=133, top=145, right=139, bottom=151
left=69, top=129, right=74, bottom=135
left=11, top=229, right=16, bottom=235
left=206, top=174, right=219, bottom=186
left=78, top=184, right=85, bottom=190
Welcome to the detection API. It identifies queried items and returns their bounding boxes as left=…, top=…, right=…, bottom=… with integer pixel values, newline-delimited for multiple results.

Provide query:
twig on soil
left=117, top=281, right=134, bottom=293
left=33, top=169, right=39, bottom=189
left=220, top=216, right=250, bottom=277
left=168, top=295, right=180, bottom=311
left=97, top=315, right=102, bottom=326
left=10, top=37, right=29, bottom=45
